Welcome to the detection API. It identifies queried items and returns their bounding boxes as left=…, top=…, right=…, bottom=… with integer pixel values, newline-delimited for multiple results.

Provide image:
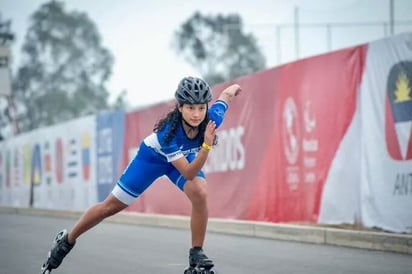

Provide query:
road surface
left=0, top=213, right=411, bottom=274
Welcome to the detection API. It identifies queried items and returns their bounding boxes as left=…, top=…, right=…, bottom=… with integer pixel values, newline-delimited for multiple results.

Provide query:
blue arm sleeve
left=208, top=100, right=228, bottom=128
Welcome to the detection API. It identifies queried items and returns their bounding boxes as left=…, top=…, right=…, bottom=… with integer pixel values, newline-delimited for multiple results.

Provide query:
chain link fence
left=246, top=20, right=412, bottom=68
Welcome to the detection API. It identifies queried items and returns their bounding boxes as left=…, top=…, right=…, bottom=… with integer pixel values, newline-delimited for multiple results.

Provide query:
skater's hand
left=224, top=84, right=242, bottom=97
left=218, top=83, right=242, bottom=105
left=203, top=120, right=216, bottom=147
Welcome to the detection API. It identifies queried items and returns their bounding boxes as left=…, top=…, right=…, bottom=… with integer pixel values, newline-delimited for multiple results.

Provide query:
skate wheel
left=42, top=268, right=51, bottom=274
left=54, top=229, right=67, bottom=243
left=184, top=267, right=194, bottom=274
left=41, top=267, right=51, bottom=274
left=40, top=263, right=50, bottom=274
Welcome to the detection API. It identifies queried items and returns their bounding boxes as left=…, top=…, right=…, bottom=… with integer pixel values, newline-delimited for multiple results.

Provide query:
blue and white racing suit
left=112, top=100, right=228, bottom=205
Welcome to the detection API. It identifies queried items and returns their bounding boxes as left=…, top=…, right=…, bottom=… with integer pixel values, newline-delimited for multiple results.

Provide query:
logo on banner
left=303, top=100, right=318, bottom=183
left=385, top=61, right=412, bottom=160
left=304, top=101, right=316, bottom=133
left=282, top=97, right=300, bottom=165
left=282, top=97, right=301, bottom=190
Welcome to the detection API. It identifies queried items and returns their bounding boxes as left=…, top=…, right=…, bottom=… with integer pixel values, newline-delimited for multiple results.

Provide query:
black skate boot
left=184, top=247, right=215, bottom=273
left=40, top=229, right=75, bottom=273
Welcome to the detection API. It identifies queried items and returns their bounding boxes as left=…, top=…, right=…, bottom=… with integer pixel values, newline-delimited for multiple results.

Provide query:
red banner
left=248, top=46, right=366, bottom=222
left=120, top=46, right=366, bottom=224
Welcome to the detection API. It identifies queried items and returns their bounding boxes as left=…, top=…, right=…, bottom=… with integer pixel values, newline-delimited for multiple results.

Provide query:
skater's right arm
left=171, top=120, right=216, bottom=180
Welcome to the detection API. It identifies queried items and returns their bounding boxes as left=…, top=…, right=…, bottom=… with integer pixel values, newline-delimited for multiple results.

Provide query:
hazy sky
left=1, top=0, right=412, bottom=109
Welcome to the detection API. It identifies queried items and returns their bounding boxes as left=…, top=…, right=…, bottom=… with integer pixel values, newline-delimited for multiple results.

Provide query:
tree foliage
left=172, top=12, right=266, bottom=86
left=0, top=16, right=15, bottom=138
left=13, top=0, right=115, bottom=132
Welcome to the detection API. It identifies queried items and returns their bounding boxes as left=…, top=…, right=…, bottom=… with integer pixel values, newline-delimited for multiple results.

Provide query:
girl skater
left=41, top=76, right=242, bottom=272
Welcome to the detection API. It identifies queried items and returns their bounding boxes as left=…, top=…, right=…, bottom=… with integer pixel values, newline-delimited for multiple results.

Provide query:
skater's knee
left=184, top=179, right=208, bottom=208
left=192, top=187, right=208, bottom=206
left=100, top=195, right=127, bottom=217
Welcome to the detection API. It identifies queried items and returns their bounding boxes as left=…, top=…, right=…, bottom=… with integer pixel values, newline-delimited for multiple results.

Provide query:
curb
left=1, top=206, right=411, bottom=255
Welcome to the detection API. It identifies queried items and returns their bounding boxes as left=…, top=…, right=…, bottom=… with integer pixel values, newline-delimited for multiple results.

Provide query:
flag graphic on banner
left=385, top=61, right=412, bottom=160
left=43, top=141, right=52, bottom=185
left=67, top=138, right=78, bottom=178
left=31, top=144, right=42, bottom=186
left=0, top=152, right=3, bottom=188
left=81, top=133, right=91, bottom=181
left=23, top=144, right=31, bottom=185
left=5, top=150, right=10, bottom=188
left=13, top=147, right=20, bottom=186
left=55, top=138, right=64, bottom=184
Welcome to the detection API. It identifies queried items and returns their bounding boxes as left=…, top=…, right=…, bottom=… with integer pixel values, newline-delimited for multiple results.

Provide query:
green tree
left=172, top=12, right=266, bottom=86
left=13, top=1, right=115, bottom=132
left=0, top=15, right=15, bottom=138
left=111, top=89, right=128, bottom=111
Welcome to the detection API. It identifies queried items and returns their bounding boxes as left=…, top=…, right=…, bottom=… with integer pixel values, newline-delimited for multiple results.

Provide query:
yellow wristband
left=201, top=142, right=212, bottom=151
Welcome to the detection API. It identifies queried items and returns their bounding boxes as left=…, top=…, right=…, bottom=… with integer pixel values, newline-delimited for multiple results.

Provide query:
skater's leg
left=68, top=148, right=163, bottom=243
left=42, top=143, right=159, bottom=271
left=183, top=177, right=208, bottom=248
left=44, top=194, right=127, bottom=270
left=183, top=178, right=215, bottom=268
left=68, top=194, right=127, bottom=243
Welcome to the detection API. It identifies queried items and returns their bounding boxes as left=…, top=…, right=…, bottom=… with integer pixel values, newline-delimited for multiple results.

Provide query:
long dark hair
left=153, top=104, right=217, bottom=146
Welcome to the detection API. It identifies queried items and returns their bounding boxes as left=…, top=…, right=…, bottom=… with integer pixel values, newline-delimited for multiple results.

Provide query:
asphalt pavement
left=0, top=207, right=411, bottom=274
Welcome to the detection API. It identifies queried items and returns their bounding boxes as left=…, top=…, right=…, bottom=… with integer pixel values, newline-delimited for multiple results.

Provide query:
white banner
left=359, top=32, right=412, bottom=233
left=318, top=103, right=362, bottom=225
left=0, top=138, right=30, bottom=207
left=0, top=115, right=97, bottom=211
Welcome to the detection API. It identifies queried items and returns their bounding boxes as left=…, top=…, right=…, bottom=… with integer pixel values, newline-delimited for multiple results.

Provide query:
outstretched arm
left=217, top=84, right=242, bottom=106
left=207, top=84, right=242, bottom=128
